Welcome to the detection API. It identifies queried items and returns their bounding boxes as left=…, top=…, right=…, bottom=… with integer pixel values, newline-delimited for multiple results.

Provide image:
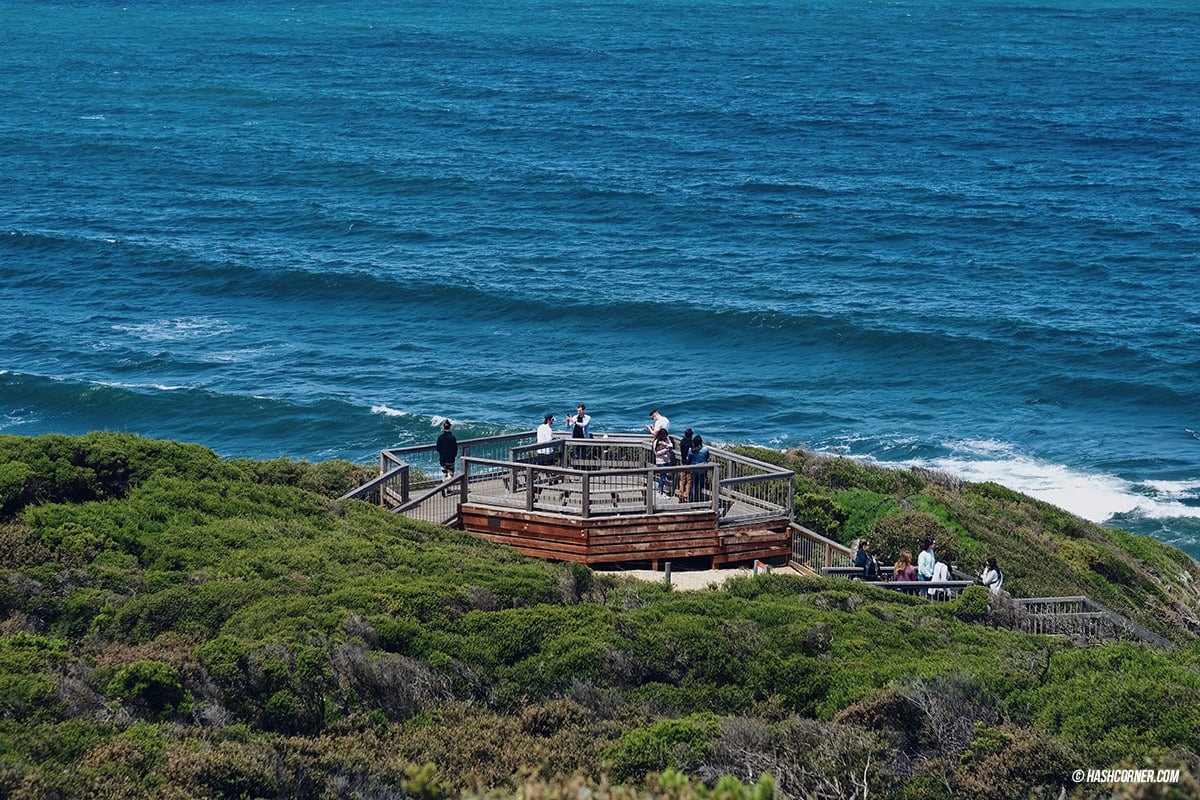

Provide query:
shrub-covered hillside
left=732, top=446, right=1200, bottom=644
left=1, top=433, right=1199, bottom=799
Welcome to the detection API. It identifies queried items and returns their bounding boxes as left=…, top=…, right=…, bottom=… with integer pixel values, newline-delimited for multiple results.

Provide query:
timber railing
left=1006, top=596, right=1176, bottom=649
left=790, top=522, right=855, bottom=573
left=343, top=431, right=794, bottom=528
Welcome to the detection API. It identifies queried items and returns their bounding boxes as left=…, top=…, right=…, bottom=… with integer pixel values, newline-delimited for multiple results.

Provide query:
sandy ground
left=609, top=564, right=799, bottom=591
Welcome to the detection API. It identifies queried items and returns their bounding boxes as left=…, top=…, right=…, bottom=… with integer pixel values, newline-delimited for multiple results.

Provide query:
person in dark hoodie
left=676, top=427, right=695, bottom=501
left=689, top=434, right=710, bottom=502
left=436, top=420, right=458, bottom=479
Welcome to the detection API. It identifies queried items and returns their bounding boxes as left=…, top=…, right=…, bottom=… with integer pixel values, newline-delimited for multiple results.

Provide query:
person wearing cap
left=435, top=420, right=458, bottom=479
left=646, top=409, right=670, bottom=435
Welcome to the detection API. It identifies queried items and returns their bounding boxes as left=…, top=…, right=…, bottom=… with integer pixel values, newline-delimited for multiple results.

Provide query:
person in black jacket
left=676, top=428, right=695, bottom=501
left=436, top=420, right=458, bottom=479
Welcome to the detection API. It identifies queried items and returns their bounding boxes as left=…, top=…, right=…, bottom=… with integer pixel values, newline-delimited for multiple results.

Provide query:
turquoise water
left=2, top=0, right=1199, bottom=554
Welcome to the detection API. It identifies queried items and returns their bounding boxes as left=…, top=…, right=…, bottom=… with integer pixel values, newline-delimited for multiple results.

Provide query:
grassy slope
left=1, top=434, right=1199, bottom=799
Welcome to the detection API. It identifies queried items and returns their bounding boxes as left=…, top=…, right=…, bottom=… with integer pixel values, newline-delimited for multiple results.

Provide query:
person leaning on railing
left=893, top=550, right=917, bottom=581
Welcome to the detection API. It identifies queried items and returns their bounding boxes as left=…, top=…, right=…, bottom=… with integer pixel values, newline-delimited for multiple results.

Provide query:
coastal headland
left=1, top=432, right=1198, bottom=798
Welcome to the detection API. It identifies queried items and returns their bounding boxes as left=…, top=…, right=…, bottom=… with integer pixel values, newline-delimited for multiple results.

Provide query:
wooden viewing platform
left=342, top=431, right=1176, bottom=648
left=343, top=431, right=795, bottom=569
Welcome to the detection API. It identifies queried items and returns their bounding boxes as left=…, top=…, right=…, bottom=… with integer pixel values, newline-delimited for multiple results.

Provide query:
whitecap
left=900, top=442, right=1200, bottom=525
left=113, top=317, right=237, bottom=342
left=371, top=405, right=409, bottom=417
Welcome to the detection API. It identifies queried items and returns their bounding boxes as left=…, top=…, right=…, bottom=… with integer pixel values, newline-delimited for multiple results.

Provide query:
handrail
left=340, top=464, right=406, bottom=501
left=343, top=429, right=796, bottom=530
left=1011, top=596, right=1175, bottom=649
left=461, top=455, right=723, bottom=517
left=789, top=522, right=854, bottom=573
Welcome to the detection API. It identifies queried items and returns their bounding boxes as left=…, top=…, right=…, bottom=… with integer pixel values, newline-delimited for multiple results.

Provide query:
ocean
left=2, top=0, right=1199, bottom=555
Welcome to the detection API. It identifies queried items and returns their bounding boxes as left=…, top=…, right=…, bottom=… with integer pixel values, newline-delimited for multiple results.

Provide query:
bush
left=602, top=714, right=721, bottom=781
left=870, top=511, right=956, bottom=565
left=105, top=660, right=189, bottom=719
left=953, top=585, right=990, bottom=623
left=793, top=494, right=847, bottom=540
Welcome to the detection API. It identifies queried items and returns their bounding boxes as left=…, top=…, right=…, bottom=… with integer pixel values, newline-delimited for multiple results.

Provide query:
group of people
left=537, top=403, right=593, bottom=446
left=441, top=406, right=713, bottom=502
left=853, top=537, right=1004, bottom=599
left=646, top=410, right=710, bottom=502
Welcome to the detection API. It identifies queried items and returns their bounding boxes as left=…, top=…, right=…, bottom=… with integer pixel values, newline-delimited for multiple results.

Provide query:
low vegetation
left=1, top=433, right=1198, bottom=798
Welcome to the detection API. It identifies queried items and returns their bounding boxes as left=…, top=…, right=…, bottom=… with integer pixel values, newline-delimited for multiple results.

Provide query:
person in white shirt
left=646, top=409, right=670, bottom=435
left=536, top=413, right=554, bottom=454
left=980, top=557, right=1004, bottom=596
left=917, top=538, right=936, bottom=582
left=930, top=549, right=953, bottom=600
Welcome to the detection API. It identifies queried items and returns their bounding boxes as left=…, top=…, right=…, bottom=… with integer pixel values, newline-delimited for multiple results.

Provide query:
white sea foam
left=96, top=380, right=188, bottom=392
left=113, top=317, right=236, bottom=342
left=897, top=439, right=1200, bottom=525
left=371, top=405, right=409, bottom=417
left=1, top=409, right=39, bottom=430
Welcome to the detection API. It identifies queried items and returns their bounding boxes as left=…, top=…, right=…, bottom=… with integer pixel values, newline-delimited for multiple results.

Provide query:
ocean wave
left=896, top=438, right=1200, bottom=526
left=112, top=317, right=240, bottom=342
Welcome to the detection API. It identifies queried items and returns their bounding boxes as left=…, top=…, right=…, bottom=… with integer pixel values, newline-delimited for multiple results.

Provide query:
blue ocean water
left=2, top=0, right=1199, bottom=554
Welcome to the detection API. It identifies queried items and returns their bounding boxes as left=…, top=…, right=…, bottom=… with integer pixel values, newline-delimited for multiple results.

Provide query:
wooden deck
left=461, top=504, right=791, bottom=568
left=343, top=432, right=795, bottom=569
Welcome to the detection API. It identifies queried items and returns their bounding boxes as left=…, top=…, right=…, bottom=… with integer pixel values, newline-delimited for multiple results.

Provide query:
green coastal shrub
left=603, top=714, right=721, bottom=782
left=953, top=586, right=991, bottom=623
left=793, top=493, right=847, bottom=539
left=1011, top=644, right=1200, bottom=764
left=0, top=633, right=66, bottom=721
left=105, top=660, right=190, bottom=719
left=870, top=511, right=957, bottom=563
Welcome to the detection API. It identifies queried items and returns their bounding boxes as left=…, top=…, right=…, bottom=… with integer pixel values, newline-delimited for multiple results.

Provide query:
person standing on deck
left=917, top=539, right=936, bottom=582
left=436, top=420, right=457, bottom=479
left=689, top=434, right=710, bottom=502
left=537, top=413, right=555, bottom=454
left=676, top=427, right=694, bottom=501
left=917, top=538, right=937, bottom=598
left=653, top=427, right=674, bottom=494
left=646, top=409, right=670, bottom=435
left=567, top=404, right=592, bottom=438
left=930, top=549, right=953, bottom=600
